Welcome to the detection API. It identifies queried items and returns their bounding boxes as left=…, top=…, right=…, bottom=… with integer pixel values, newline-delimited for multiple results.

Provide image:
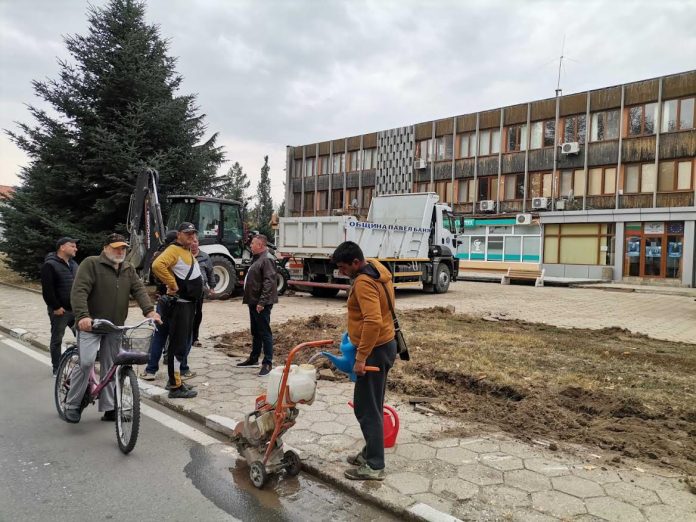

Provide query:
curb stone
left=1, top=320, right=456, bottom=522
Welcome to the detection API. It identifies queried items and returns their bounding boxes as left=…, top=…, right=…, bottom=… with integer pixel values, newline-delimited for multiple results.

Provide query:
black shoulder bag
left=381, top=282, right=410, bottom=361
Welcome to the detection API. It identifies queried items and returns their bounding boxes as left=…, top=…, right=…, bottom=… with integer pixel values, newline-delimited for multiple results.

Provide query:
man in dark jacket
left=63, top=233, right=159, bottom=423
left=237, top=234, right=278, bottom=376
left=41, top=237, right=79, bottom=375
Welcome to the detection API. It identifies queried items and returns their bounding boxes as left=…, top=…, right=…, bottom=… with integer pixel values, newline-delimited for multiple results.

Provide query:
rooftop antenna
left=555, top=34, right=566, bottom=97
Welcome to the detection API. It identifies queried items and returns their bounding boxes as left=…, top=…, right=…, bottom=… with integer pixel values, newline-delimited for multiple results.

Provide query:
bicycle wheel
left=54, top=347, right=78, bottom=420
left=115, top=366, right=141, bottom=454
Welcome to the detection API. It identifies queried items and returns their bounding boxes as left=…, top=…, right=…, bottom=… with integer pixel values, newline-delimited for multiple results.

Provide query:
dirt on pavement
left=215, top=306, right=696, bottom=475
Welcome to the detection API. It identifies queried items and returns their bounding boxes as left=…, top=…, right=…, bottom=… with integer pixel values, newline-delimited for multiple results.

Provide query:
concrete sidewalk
left=1, top=282, right=695, bottom=521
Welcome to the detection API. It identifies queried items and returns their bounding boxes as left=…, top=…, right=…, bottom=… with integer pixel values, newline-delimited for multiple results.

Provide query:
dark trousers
left=353, top=338, right=397, bottom=470
left=166, top=300, right=196, bottom=386
left=145, top=302, right=168, bottom=375
left=192, top=297, right=203, bottom=343
left=48, top=307, right=75, bottom=370
left=248, top=304, right=273, bottom=366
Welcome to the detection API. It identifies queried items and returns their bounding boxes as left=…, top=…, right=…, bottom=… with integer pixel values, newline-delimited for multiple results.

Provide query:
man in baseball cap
left=103, top=233, right=130, bottom=248
left=177, top=222, right=198, bottom=234
left=55, top=237, right=80, bottom=250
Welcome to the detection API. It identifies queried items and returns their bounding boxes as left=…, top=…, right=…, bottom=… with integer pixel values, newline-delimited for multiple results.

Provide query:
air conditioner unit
left=414, top=158, right=427, bottom=169
left=555, top=199, right=566, bottom=210
left=516, top=213, right=532, bottom=225
left=561, top=142, right=580, bottom=155
left=531, top=197, right=548, bottom=210
left=479, top=200, right=495, bottom=212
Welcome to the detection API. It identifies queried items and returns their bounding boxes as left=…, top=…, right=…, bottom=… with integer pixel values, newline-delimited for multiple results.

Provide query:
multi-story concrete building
left=285, top=70, right=696, bottom=287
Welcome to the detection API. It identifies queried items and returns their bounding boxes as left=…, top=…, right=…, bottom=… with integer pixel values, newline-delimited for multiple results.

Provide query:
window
left=304, top=191, right=314, bottom=211
left=458, top=133, right=474, bottom=158
left=478, top=129, right=500, bottom=156
left=435, top=180, right=452, bottom=203
left=502, top=174, right=525, bottom=200
left=362, top=186, right=374, bottom=208
left=658, top=160, right=694, bottom=191
left=530, top=172, right=553, bottom=198
left=586, top=167, right=617, bottom=195
left=478, top=176, right=498, bottom=201
left=624, top=163, right=657, bottom=193
left=346, top=188, right=359, bottom=208
left=318, top=155, right=329, bottom=175
left=628, top=103, right=658, bottom=136
left=544, top=223, right=615, bottom=266
left=293, top=159, right=302, bottom=179
left=363, top=148, right=376, bottom=169
left=457, top=179, right=475, bottom=203
left=317, top=190, right=328, bottom=210
left=507, top=124, right=527, bottom=152
left=591, top=109, right=620, bottom=141
left=435, top=136, right=453, bottom=161
left=416, top=139, right=433, bottom=161
left=662, top=97, right=695, bottom=132
left=529, top=120, right=557, bottom=148
left=332, top=152, right=345, bottom=173
left=292, top=193, right=301, bottom=212
left=304, top=157, right=315, bottom=177
left=331, top=189, right=343, bottom=209
left=347, top=150, right=362, bottom=172
left=563, top=114, right=586, bottom=144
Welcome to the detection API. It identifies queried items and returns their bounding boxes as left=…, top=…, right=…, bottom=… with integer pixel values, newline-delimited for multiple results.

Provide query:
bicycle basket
left=122, top=324, right=156, bottom=355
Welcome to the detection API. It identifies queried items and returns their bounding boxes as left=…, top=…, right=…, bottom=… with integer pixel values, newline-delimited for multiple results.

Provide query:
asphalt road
left=0, top=334, right=396, bottom=522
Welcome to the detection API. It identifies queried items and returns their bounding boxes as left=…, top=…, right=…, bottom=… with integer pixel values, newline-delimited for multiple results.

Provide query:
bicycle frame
left=86, top=357, right=124, bottom=401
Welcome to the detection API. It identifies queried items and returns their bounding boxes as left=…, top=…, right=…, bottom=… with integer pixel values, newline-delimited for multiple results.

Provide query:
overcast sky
left=1, top=0, right=695, bottom=204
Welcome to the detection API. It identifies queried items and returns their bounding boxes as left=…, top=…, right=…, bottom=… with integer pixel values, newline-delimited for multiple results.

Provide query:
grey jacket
left=196, top=250, right=215, bottom=289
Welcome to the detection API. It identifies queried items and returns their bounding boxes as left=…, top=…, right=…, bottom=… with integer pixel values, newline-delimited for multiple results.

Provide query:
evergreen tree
left=210, top=162, right=250, bottom=202
left=252, top=156, right=274, bottom=239
left=0, top=0, right=224, bottom=276
left=277, top=181, right=286, bottom=217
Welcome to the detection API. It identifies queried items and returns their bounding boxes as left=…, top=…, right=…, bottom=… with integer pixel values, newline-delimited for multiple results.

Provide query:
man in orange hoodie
left=332, top=241, right=397, bottom=481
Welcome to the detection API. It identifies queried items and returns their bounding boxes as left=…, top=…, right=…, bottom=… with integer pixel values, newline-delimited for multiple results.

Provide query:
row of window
left=416, top=96, right=696, bottom=160
left=292, top=187, right=375, bottom=212
left=292, top=148, right=377, bottom=178
left=415, top=158, right=694, bottom=203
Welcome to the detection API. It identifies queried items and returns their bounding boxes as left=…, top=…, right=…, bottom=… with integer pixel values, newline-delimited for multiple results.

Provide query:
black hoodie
left=41, top=252, right=78, bottom=311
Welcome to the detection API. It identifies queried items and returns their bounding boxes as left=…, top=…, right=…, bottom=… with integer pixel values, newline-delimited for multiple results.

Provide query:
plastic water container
left=266, top=364, right=297, bottom=406
left=287, top=364, right=317, bottom=404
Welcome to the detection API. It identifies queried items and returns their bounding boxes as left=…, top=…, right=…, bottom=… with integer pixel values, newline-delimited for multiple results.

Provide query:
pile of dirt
left=214, top=307, right=696, bottom=474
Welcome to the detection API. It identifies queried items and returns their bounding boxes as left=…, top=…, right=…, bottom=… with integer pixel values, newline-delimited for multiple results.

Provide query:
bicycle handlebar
left=91, top=318, right=156, bottom=332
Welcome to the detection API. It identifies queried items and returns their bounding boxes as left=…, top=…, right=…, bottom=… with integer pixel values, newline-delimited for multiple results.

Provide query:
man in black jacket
left=237, top=234, right=278, bottom=376
left=41, top=237, right=79, bottom=375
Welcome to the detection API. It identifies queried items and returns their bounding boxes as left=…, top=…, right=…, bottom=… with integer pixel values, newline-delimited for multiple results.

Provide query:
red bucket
left=348, top=402, right=400, bottom=448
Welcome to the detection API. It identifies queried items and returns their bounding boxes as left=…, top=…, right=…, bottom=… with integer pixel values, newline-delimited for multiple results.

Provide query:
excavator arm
left=126, top=168, right=166, bottom=283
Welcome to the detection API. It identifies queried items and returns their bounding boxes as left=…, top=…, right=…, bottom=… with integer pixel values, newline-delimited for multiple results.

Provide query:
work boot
left=168, top=386, right=198, bottom=399
left=236, top=357, right=259, bottom=367
left=344, top=464, right=385, bottom=481
left=64, top=409, right=81, bottom=424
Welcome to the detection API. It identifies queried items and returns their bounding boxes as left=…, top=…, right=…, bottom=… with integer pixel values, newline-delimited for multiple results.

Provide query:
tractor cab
left=166, top=195, right=245, bottom=258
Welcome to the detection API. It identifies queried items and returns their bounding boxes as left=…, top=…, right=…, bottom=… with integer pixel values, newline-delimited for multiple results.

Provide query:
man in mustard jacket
left=332, top=241, right=397, bottom=481
left=151, top=222, right=203, bottom=399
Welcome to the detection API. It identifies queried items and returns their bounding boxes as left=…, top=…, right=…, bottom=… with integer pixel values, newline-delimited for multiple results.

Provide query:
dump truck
left=277, top=193, right=459, bottom=297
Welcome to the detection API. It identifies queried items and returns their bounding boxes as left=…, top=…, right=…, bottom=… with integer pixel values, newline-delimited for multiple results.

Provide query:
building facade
left=285, top=70, right=696, bottom=287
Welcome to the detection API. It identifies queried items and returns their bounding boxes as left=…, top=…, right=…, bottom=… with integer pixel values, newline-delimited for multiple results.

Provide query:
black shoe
left=165, top=382, right=195, bottom=391
left=101, top=410, right=116, bottom=422
left=258, top=364, right=272, bottom=376
left=64, top=409, right=81, bottom=424
left=237, top=358, right=260, bottom=367
left=168, top=386, right=198, bottom=399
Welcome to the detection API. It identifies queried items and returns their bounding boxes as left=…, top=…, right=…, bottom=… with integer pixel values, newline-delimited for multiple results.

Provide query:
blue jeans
left=249, top=304, right=273, bottom=366
left=145, top=303, right=168, bottom=375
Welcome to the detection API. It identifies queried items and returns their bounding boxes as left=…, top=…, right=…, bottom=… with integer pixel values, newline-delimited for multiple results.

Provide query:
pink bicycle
left=54, top=318, right=156, bottom=454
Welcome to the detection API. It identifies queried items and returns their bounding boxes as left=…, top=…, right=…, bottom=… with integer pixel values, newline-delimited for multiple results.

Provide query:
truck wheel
left=210, top=255, right=237, bottom=297
left=276, top=266, right=290, bottom=296
left=433, top=264, right=451, bottom=294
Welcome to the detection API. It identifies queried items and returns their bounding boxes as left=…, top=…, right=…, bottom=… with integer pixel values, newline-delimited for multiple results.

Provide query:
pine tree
left=0, top=0, right=224, bottom=276
left=210, top=162, right=250, bottom=202
left=252, top=156, right=274, bottom=239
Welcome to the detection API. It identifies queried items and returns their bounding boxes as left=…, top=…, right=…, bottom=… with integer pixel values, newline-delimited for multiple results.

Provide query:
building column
left=683, top=221, right=695, bottom=287
left=613, top=222, right=625, bottom=282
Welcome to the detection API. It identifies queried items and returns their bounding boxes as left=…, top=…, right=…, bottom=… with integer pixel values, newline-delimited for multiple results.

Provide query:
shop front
left=624, top=222, right=684, bottom=280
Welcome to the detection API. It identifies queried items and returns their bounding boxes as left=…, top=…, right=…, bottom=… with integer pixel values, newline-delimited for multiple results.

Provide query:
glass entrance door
left=643, top=237, right=663, bottom=277
left=625, top=236, right=641, bottom=276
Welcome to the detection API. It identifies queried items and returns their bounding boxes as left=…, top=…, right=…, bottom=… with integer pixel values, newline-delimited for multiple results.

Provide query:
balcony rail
left=656, top=191, right=694, bottom=208
left=619, top=194, right=654, bottom=209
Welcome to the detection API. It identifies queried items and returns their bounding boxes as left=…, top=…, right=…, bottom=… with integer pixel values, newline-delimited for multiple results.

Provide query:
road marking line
left=4, top=338, right=219, bottom=447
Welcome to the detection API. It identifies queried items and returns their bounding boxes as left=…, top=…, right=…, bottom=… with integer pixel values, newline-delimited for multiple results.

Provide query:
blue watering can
left=318, top=332, right=379, bottom=382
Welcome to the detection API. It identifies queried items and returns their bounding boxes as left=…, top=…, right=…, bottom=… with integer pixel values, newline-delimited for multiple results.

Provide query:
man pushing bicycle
left=63, top=233, right=160, bottom=424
